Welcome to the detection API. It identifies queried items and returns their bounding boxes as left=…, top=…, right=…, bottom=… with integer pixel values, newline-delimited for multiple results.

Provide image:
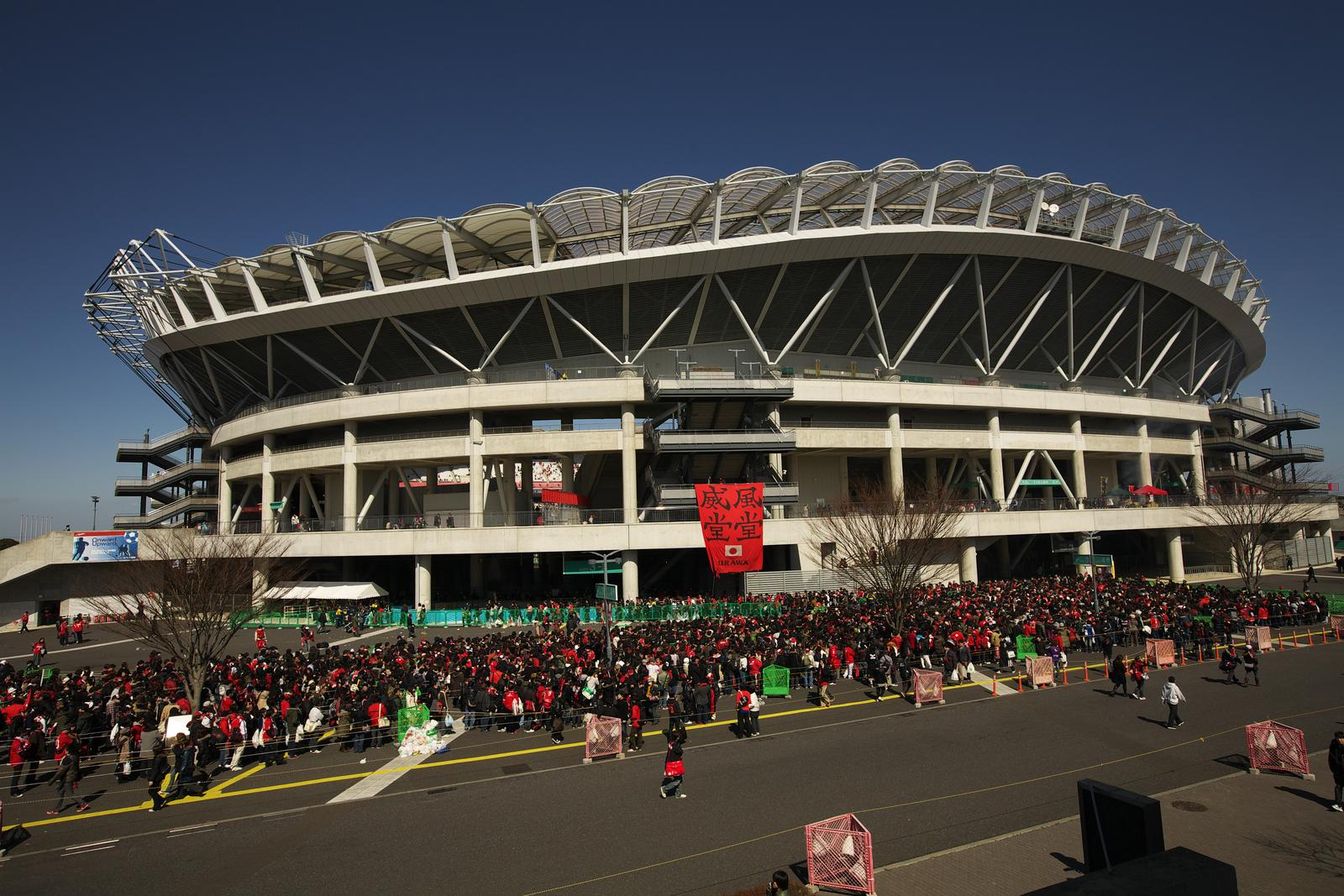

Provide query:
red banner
left=694, top=483, right=764, bottom=574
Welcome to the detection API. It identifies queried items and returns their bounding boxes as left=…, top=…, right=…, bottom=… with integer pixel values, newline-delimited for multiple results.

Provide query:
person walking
left=1241, top=646, right=1260, bottom=687
left=1129, top=654, right=1148, bottom=701
left=18, top=610, right=28, bottom=632
left=8, top=725, right=31, bottom=797
left=1218, top=645, right=1240, bottom=685
left=46, top=733, right=90, bottom=815
left=1328, top=730, right=1344, bottom=812
left=660, top=733, right=687, bottom=799
left=1160, top=675, right=1185, bottom=729
left=1108, top=654, right=1128, bottom=697
left=748, top=687, right=762, bottom=737
left=1305, top=564, right=1318, bottom=590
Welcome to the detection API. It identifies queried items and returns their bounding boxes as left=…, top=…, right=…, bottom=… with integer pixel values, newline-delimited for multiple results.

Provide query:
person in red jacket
left=659, top=733, right=686, bottom=799
left=255, top=626, right=267, bottom=652
left=73, top=615, right=86, bottom=644
left=628, top=700, right=643, bottom=753
left=9, top=726, right=32, bottom=797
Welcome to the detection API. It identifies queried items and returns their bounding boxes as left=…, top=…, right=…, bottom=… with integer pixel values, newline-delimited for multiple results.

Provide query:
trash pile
left=397, top=717, right=455, bottom=757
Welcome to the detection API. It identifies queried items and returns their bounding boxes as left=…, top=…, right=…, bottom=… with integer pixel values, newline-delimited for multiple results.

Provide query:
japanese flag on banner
left=694, top=483, right=764, bottom=574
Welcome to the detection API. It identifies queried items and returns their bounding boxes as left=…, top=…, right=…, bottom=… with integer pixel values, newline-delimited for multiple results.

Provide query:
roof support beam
left=771, top=258, right=856, bottom=366
left=849, top=255, right=919, bottom=357
left=388, top=318, right=442, bottom=375
left=892, top=256, right=972, bottom=370
left=1137, top=309, right=1195, bottom=389
left=934, top=256, right=1021, bottom=364
left=1074, top=282, right=1139, bottom=380
left=353, top=319, right=385, bottom=384
left=990, top=264, right=1065, bottom=376
left=715, top=275, right=772, bottom=368
left=542, top=295, right=623, bottom=366
left=291, top=250, right=323, bottom=302
left=239, top=264, right=268, bottom=313
left=436, top=223, right=460, bottom=280
left=478, top=297, right=536, bottom=369
left=860, top=259, right=891, bottom=368
left=629, top=276, right=706, bottom=364
left=360, top=237, right=385, bottom=291
left=274, top=334, right=347, bottom=387
left=390, top=318, right=472, bottom=373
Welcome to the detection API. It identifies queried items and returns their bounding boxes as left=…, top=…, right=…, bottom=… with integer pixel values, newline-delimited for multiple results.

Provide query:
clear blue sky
left=2, top=2, right=1341, bottom=537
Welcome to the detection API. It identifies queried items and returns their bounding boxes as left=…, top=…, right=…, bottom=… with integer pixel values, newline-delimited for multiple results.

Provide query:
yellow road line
left=11, top=636, right=1342, bottom=832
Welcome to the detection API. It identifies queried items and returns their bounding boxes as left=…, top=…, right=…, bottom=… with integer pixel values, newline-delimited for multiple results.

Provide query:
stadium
left=8, top=157, right=1333, bottom=613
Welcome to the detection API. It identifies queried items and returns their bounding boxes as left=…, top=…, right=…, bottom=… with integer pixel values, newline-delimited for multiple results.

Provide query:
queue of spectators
left=1, top=577, right=1330, bottom=814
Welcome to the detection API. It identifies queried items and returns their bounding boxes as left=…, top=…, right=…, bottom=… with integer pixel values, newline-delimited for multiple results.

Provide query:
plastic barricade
left=396, top=704, right=430, bottom=744
left=805, top=813, right=875, bottom=895
left=1028, top=656, right=1056, bottom=688
left=1015, top=635, right=1038, bottom=659
left=1245, top=721, right=1314, bottom=780
left=582, top=714, right=624, bottom=764
left=1145, top=638, right=1175, bottom=668
left=1244, top=625, right=1273, bottom=651
left=1328, top=615, right=1344, bottom=640
left=762, top=664, right=791, bottom=697
left=912, top=668, right=944, bottom=707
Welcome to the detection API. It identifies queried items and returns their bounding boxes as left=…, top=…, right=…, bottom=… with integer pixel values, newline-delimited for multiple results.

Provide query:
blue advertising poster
left=71, top=530, right=138, bottom=561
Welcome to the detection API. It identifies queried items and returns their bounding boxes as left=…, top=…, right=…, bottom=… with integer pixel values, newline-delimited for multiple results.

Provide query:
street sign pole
left=586, top=549, right=620, bottom=666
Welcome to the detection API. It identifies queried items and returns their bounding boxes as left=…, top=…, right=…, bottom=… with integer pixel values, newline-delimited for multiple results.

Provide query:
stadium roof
left=86, top=159, right=1271, bottom=420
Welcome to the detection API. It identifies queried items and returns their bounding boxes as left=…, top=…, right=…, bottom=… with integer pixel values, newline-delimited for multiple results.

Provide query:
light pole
left=588, top=549, right=621, bottom=666
left=1079, top=529, right=1102, bottom=616
left=91, top=496, right=101, bottom=530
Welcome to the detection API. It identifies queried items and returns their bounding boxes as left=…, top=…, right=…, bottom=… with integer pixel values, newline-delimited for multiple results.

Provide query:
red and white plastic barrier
left=1145, top=638, right=1176, bottom=668
left=1244, top=625, right=1273, bottom=651
left=806, top=813, right=875, bottom=895
left=582, top=714, right=624, bottom=764
left=911, top=668, right=944, bottom=707
left=1245, top=720, right=1314, bottom=780
left=1027, top=656, right=1056, bottom=688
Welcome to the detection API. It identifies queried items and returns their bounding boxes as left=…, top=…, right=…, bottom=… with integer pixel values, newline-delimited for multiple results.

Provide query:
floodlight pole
left=91, top=495, right=101, bottom=530
left=1080, top=529, right=1102, bottom=616
left=588, top=549, right=621, bottom=666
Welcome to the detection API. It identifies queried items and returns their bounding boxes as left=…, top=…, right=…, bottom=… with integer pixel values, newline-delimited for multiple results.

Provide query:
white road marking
left=327, top=728, right=464, bottom=804
left=966, top=669, right=1019, bottom=696
left=329, top=626, right=397, bottom=647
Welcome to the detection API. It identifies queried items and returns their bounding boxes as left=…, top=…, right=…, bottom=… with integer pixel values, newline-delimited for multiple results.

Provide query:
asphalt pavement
left=2, top=624, right=1342, bottom=895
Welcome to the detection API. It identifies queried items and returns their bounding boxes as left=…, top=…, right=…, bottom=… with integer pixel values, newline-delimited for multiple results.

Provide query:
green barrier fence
left=396, top=704, right=431, bottom=743
left=1015, top=635, right=1038, bottom=659
left=762, top=664, right=791, bottom=697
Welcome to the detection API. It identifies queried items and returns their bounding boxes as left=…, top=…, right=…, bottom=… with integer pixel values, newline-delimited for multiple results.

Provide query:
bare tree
left=88, top=529, right=302, bottom=708
left=810, top=481, right=963, bottom=629
left=1191, top=489, right=1326, bottom=592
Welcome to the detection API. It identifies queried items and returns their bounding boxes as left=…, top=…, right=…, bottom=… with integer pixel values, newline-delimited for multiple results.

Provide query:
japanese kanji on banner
left=694, top=483, right=765, bottom=574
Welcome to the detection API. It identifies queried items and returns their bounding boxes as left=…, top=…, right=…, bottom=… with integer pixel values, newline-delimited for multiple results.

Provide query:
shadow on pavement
left=1275, top=785, right=1336, bottom=809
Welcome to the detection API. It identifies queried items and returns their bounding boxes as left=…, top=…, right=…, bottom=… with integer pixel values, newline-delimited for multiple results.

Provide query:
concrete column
left=958, top=540, right=979, bottom=584
left=414, top=554, right=432, bottom=610
left=1166, top=529, right=1185, bottom=582
left=217, top=448, right=231, bottom=533
left=1189, top=425, right=1206, bottom=503
left=342, top=422, right=358, bottom=531
left=987, top=409, right=1005, bottom=504
left=498, top=460, right=518, bottom=518
left=251, top=562, right=268, bottom=608
left=520, top=458, right=534, bottom=523
left=560, top=454, right=574, bottom=492
left=261, top=434, right=275, bottom=531
left=1137, top=418, right=1153, bottom=488
left=1069, top=413, right=1088, bottom=502
left=298, top=477, right=311, bottom=521
left=622, top=549, right=639, bottom=600
left=621, top=403, right=637, bottom=524
left=924, top=456, right=938, bottom=490
left=469, top=410, right=484, bottom=526
left=768, top=403, right=784, bottom=520
left=887, top=405, right=905, bottom=496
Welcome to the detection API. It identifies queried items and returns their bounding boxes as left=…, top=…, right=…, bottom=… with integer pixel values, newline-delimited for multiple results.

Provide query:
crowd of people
left=1, top=576, right=1333, bottom=816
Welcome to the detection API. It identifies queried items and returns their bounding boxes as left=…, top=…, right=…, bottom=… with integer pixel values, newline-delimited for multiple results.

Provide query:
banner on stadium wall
left=71, top=530, right=138, bottom=562
left=694, top=483, right=764, bottom=575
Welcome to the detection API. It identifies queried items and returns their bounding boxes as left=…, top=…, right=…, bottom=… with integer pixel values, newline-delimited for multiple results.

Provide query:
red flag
left=694, top=483, right=764, bottom=574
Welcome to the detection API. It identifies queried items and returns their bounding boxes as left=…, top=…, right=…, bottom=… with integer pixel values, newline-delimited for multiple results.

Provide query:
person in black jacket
left=1241, top=646, right=1260, bottom=687
left=1329, top=730, right=1344, bottom=812
left=1108, top=654, right=1128, bottom=697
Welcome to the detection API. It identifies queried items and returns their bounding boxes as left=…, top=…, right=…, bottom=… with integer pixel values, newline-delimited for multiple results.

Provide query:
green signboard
left=594, top=582, right=619, bottom=602
left=1021, top=478, right=1062, bottom=487
left=563, top=557, right=620, bottom=576
left=268, top=501, right=285, bottom=511
left=1074, top=553, right=1114, bottom=566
